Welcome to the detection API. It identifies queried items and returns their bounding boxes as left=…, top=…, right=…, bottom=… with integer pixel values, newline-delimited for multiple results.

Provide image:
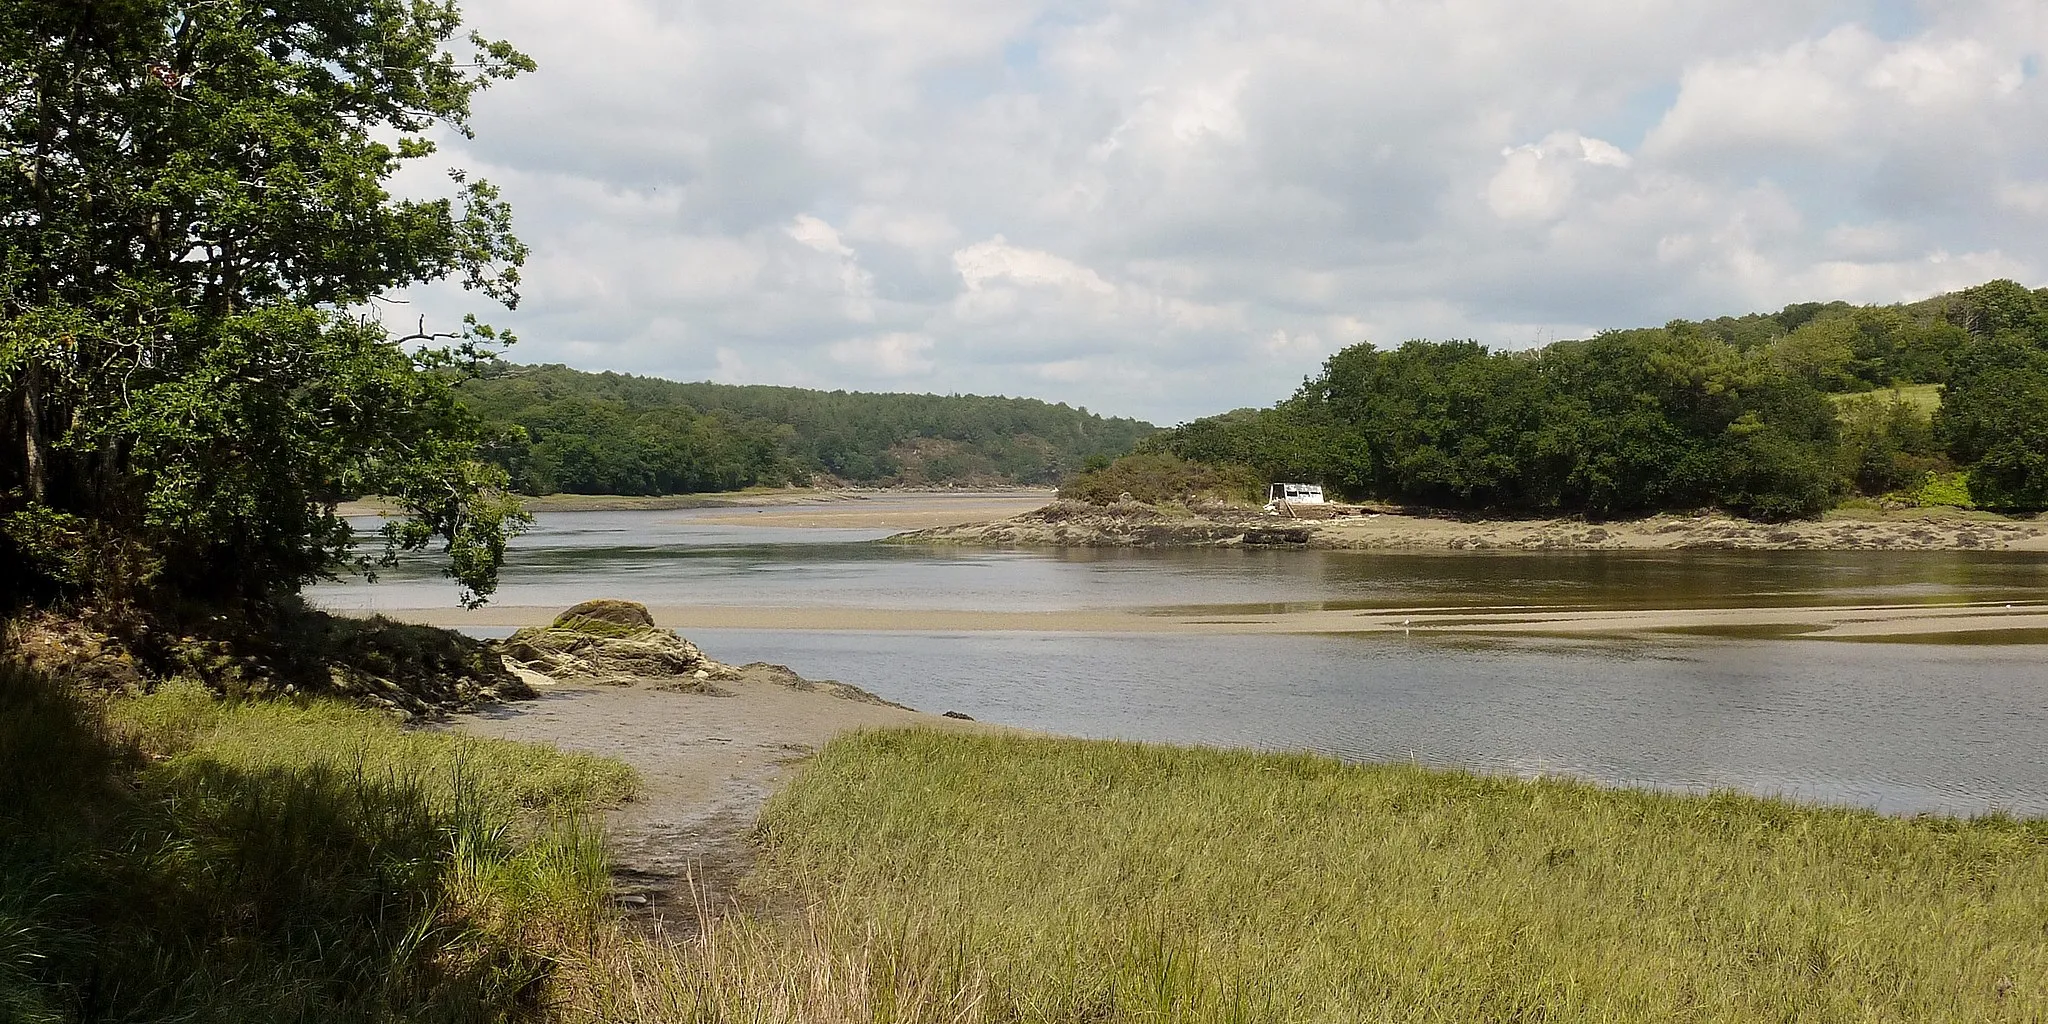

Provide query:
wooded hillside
left=1135, top=279, right=2048, bottom=517
left=456, top=363, right=1158, bottom=494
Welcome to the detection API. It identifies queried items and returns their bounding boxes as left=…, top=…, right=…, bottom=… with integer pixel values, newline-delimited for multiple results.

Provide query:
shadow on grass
left=0, top=661, right=547, bottom=1023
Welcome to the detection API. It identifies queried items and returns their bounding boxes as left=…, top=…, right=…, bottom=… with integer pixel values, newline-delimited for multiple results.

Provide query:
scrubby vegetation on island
left=457, top=363, right=1157, bottom=494
left=1116, top=279, right=2048, bottom=520
left=576, top=729, right=2048, bottom=1021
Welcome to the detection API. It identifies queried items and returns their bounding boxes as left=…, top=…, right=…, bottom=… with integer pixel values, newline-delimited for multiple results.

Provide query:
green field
left=1831, top=382, right=1945, bottom=417
left=617, top=730, right=2048, bottom=1023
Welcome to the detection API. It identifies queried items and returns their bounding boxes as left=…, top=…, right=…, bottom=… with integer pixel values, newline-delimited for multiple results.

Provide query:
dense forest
left=455, top=363, right=1157, bottom=494
left=1133, top=279, right=2048, bottom=518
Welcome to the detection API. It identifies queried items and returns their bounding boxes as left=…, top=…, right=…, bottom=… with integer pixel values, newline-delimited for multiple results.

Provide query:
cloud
left=387, top=0, right=2048, bottom=423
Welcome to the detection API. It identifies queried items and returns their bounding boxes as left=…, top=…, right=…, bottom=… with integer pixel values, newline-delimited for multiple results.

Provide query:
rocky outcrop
left=889, top=499, right=1316, bottom=548
left=497, top=601, right=739, bottom=689
left=8, top=607, right=532, bottom=718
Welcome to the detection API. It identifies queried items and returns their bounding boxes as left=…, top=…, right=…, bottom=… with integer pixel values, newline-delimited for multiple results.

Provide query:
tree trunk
left=20, top=362, right=48, bottom=502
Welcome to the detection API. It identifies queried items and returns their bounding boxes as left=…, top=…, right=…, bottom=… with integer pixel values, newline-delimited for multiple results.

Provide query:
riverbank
left=891, top=499, right=2048, bottom=552
left=585, top=729, right=2048, bottom=1020
left=15, top=628, right=2046, bottom=1019
left=337, top=486, right=1054, bottom=519
left=444, top=664, right=996, bottom=922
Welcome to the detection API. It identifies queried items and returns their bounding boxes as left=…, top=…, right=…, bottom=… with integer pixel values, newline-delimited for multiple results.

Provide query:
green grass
left=1831, top=382, right=1944, bottom=417
left=639, top=729, right=2048, bottom=1023
left=0, top=667, right=636, bottom=1023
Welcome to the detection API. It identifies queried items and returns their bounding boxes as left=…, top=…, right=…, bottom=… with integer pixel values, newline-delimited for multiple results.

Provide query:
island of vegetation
left=3, top=1, right=2045, bottom=1020
left=903, top=279, right=2048, bottom=550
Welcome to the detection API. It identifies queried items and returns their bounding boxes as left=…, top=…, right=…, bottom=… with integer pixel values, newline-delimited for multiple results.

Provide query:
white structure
left=1265, top=482, right=1325, bottom=506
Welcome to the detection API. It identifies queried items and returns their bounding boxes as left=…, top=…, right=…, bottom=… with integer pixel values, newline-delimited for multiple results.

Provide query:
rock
left=497, top=601, right=737, bottom=683
left=554, top=598, right=657, bottom=630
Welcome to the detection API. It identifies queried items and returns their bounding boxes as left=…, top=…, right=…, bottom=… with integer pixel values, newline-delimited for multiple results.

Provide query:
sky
left=392, top=0, right=2048, bottom=424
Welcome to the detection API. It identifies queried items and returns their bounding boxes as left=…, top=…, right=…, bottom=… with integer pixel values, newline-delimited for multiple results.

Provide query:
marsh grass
left=599, top=729, right=2048, bottom=1023
left=0, top=666, right=635, bottom=1023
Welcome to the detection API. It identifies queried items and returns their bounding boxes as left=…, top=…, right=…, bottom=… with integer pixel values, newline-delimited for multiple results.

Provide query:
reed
left=590, top=728, right=2048, bottom=1022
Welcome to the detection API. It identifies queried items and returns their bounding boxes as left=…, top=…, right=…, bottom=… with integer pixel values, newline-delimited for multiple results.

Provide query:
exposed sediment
left=888, top=500, right=2048, bottom=552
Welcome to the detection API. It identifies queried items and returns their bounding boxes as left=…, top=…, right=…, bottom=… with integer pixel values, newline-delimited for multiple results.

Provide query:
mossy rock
left=553, top=599, right=656, bottom=632
left=499, top=601, right=737, bottom=684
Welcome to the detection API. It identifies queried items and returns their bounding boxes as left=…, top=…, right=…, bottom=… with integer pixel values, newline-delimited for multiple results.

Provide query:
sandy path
left=445, top=670, right=990, bottom=923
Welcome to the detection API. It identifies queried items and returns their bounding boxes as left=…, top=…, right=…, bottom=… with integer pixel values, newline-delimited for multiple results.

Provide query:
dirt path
left=445, top=667, right=990, bottom=925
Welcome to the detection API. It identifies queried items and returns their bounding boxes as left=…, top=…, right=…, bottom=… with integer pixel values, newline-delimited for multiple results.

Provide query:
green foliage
left=1833, top=390, right=1944, bottom=496
left=458, top=363, right=1157, bottom=493
left=1907, top=471, right=1978, bottom=510
left=0, top=664, right=629, bottom=1022
left=739, top=729, right=2048, bottom=1022
left=1056, top=452, right=1261, bottom=505
left=1, top=0, right=535, bottom=609
left=1155, top=279, right=2048, bottom=519
left=1936, top=335, right=2048, bottom=510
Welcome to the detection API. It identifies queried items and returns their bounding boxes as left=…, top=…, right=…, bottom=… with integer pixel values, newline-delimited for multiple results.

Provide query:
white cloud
left=828, top=332, right=936, bottom=377
left=787, top=214, right=853, bottom=256
left=385, top=0, right=2048, bottom=423
left=1485, top=132, right=1634, bottom=220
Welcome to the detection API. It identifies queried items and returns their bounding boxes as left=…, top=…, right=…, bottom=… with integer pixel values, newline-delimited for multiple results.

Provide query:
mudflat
left=441, top=664, right=992, bottom=923
left=685, top=490, right=1052, bottom=530
left=895, top=501, right=2048, bottom=552
left=395, top=598, right=2048, bottom=641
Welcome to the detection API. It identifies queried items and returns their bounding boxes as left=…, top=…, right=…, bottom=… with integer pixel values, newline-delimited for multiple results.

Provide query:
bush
left=1056, top=453, right=1262, bottom=505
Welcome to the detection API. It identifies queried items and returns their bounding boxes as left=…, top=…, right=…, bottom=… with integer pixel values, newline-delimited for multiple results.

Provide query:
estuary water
left=311, top=504, right=2048, bottom=817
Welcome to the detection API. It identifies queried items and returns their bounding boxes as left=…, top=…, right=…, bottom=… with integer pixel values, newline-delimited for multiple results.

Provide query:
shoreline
left=443, top=667, right=997, bottom=921
left=374, top=598, right=2048, bottom=642
left=891, top=501, right=2048, bottom=552
left=337, top=486, right=1055, bottom=518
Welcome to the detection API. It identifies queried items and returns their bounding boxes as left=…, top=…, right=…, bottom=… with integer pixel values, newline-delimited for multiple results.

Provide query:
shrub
left=1056, top=454, right=1262, bottom=505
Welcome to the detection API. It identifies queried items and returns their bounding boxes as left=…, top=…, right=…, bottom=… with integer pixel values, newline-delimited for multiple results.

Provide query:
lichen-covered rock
left=498, top=601, right=740, bottom=683
left=554, top=599, right=656, bottom=630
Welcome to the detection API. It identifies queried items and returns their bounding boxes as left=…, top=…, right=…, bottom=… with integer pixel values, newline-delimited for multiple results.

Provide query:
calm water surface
left=312, top=509, right=2048, bottom=816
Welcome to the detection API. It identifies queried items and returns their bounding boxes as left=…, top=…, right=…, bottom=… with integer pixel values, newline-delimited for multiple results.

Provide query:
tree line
left=1145, top=280, right=2048, bottom=518
left=456, top=363, right=1157, bottom=494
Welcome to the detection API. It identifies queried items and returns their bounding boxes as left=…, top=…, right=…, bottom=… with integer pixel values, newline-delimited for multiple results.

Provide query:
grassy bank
left=0, top=665, right=635, bottom=1022
left=605, top=730, right=2048, bottom=1022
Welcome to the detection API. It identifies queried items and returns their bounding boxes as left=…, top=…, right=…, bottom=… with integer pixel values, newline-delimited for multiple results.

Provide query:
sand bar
left=386, top=599, right=2048, bottom=641
left=685, top=491, right=1051, bottom=530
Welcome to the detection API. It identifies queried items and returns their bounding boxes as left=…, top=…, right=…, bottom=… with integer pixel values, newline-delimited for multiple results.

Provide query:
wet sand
left=445, top=666, right=994, bottom=923
left=901, top=503, right=2048, bottom=552
left=394, top=598, right=2048, bottom=641
left=686, top=491, right=1051, bottom=530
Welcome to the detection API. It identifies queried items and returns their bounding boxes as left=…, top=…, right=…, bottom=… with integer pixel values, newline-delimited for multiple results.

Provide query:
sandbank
left=684, top=491, right=1052, bottom=530
left=390, top=598, right=2048, bottom=642
left=896, top=503, right=2048, bottom=552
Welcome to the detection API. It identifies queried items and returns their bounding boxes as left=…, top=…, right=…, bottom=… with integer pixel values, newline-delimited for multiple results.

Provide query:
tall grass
left=603, top=729, right=2048, bottom=1022
left=0, top=667, right=636, bottom=1023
